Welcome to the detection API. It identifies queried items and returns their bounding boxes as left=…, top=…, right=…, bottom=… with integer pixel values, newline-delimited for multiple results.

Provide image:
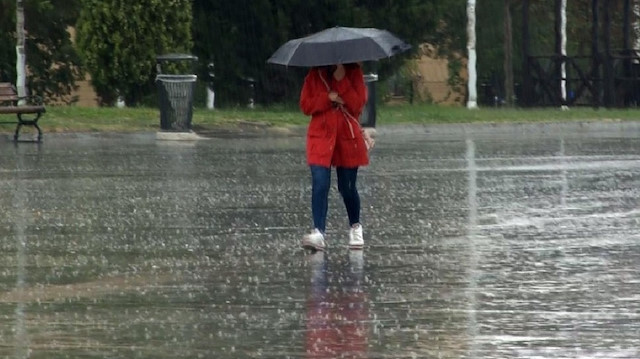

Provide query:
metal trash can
left=156, top=54, right=198, bottom=132
left=360, top=73, right=378, bottom=128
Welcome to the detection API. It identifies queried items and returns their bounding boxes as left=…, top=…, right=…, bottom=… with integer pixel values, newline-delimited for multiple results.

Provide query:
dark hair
left=322, top=63, right=360, bottom=74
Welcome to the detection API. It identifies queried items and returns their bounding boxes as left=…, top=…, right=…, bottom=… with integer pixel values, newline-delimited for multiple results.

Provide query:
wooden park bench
left=0, top=82, right=46, bottom=142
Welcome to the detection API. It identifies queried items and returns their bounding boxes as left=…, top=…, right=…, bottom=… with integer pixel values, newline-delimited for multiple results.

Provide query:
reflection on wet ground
left=0, top=126, right=639, bottom=358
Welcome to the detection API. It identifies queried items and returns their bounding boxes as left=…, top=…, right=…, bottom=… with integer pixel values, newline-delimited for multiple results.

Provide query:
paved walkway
left=0, top=123, right=639, bottom=358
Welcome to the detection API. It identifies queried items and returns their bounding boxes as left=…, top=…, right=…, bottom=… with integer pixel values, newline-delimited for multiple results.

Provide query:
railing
left=523, top=50, right=640, bottom=108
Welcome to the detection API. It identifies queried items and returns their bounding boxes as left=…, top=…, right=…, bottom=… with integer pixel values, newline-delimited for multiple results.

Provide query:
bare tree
left=504, top=0, right=514, bottom=106
left=467, top=0, right=478, bottom=109
left=16, top=0, right=26, bottom=98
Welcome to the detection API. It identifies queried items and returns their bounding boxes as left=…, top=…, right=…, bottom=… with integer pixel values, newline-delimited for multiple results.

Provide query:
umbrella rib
left=286, top=40, right=303, bottom=64
left=332, top=28, right=340, bottom=65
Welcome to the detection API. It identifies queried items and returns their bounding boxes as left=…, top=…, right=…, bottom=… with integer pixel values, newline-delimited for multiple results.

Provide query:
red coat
left=300, top=64, right=369, bottom=168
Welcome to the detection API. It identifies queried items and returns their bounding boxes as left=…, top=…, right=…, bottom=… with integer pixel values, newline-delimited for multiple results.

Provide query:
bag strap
left=318, top=70, right=358, bottom=138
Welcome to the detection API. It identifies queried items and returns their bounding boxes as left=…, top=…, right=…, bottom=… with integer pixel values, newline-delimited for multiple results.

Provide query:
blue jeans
left=310, top=165, right=360, bottom=233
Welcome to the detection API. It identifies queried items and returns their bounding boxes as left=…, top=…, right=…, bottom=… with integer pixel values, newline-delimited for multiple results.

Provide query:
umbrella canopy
left=267, top=26, right=411, bottom=67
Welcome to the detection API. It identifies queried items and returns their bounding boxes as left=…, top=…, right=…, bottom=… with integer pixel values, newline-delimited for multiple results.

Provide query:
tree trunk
left=503, top=0, right=514, bottom=106
left=467, top=0, right=478, bottom=109
left=634, top=0, right=640, bottom=56
left=522, top=0, right=532, bottom=106
left=16, top=0, right=26, bottom=98
left=592, top=0, right=601, bottom=107
left=603, top=0, right=614, bottom=107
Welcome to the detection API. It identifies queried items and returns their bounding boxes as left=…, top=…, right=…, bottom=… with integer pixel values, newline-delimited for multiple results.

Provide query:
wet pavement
left=0, top=123, right=639, bottom=358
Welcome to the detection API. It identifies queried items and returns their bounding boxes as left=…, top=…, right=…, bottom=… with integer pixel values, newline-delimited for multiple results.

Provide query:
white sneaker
left=348, top=224, right=364, bottom=249
left=302, top=229, right=326, bottom=251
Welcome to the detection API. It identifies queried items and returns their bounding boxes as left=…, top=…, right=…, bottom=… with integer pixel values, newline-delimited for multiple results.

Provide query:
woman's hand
left=333, top=64, right=345, bottom=81
left=362, top=127, right=376, bottom=151
left=328, top=91, right=344, bottom=104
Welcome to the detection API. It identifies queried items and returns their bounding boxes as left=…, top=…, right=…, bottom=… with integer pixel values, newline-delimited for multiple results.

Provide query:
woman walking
left=299, top=63, right=374, bottom=251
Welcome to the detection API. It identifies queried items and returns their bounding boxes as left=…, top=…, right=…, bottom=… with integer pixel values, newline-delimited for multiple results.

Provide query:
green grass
left=377, top=104, right=640, bottom=124
left=2, top=103, right=639, bottom=134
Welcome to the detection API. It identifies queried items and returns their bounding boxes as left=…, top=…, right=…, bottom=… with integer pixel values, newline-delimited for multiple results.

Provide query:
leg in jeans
left=310, top=165, right=331, bottom=233
left=336, top=167, right=360, bottom=226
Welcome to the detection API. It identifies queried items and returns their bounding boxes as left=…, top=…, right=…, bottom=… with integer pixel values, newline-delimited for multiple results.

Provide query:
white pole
left=634, top=0, right=640, bottom=61
left=207, top=88, right=215, bottom=110
left=207, top=62, right=215, bottom=110
left=560, top=0, right=569, bottom=110
left=16, top=0, right=27, bottom=99
left=467, top=0, right=478, bottom=109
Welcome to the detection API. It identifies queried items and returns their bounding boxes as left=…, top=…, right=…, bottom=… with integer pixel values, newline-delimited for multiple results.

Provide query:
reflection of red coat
left=300, top=64, right=369, bottom=168
left=306, top=288, right=367, bottom=358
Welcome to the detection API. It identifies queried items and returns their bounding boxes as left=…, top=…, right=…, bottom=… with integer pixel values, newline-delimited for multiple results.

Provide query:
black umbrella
left=267, top=26, right=411, bottom=67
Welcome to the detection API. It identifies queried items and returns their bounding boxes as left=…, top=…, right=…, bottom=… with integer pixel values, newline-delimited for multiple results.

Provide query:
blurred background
left=0, top=0, right=637, bottom=109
